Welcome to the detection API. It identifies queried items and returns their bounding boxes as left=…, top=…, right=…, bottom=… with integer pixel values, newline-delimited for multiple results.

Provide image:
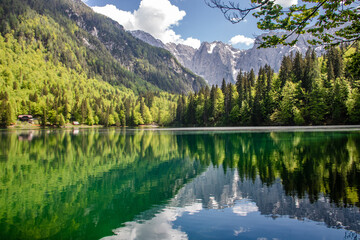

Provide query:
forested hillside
left=1, top=0, right=206, bottom=93
left=0, top=32, right=178, bottom=127
left=175, top=46, right=360, bottom=126
left=0, top=0, right=204, bottom=127
left=0, top=0, right=359, bottom=127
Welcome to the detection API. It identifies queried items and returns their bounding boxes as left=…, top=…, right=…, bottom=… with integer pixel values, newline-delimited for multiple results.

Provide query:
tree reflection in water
left=0, top=129, right=359, bottom=239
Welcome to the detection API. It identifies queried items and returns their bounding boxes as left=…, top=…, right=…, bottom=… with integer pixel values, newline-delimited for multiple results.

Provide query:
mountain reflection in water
left=104, top=166, right=360, bottom=240
left=0, top=129, right=359, bottom=240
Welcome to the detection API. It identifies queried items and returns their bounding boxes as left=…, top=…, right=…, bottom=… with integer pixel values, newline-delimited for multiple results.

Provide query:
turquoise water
left=0, top=128, right=359, bottom=240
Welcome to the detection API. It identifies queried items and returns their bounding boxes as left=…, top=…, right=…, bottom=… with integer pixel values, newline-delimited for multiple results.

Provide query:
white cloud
left=275, top=0, right=298, bottom=8
left=229, top=35, right=255, bottom=46
left=234, top=227, right=249, bottom=236
left=92, top=0, right=201, bottom=49
left=232, top=200, right=258, bottom=216
left=100, top=202, right=203, bottom=240
left=92, top=4, right=135, bottom=29
left=181, top=37, right=201, bottom=49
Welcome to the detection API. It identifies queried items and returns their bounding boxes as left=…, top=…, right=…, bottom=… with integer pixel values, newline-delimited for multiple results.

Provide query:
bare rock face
left=130, top=30, right=323, bottom=86
left=130, top=30, right=167, bottom=49
left=191, top=41, right=242, bottom=86
left=165, top=42, right=196, bottom=69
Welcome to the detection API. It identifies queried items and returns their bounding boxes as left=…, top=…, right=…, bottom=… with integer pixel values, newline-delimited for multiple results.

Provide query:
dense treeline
left=176, top=45, right=360, bottom=126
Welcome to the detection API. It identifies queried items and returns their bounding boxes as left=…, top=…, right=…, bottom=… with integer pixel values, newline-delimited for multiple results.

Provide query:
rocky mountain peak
left=129, top=30, right=323, bottom=86
left=129, top=30, right=166, bottom=49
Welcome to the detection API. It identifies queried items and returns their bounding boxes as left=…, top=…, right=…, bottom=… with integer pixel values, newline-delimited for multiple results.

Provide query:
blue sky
left=82, top=0, right=297, bottom=49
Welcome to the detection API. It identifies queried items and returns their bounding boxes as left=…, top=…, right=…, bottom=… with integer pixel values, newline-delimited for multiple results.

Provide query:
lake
left=0, top=127, right=360, bottom=240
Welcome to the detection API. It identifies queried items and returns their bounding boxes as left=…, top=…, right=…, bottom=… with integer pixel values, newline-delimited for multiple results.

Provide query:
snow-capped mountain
left=129, top=30, right=323, bottom=86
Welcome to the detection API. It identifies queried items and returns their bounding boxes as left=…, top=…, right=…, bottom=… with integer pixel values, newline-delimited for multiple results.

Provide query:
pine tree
left=293, top=51, right=304, bottom=83
left=186, top=93, right=196, bottom=125
left=308, top=82, right=327, bottom=125
left=249, top=69, right=255, bottom=87
left=252, top=67, right=266, bottom=125
left=263, top=65, right=274, bottom=123
left=203, top=86, right=211, bottom=125
left=331, top=79, right=348, bottom=124
left=176, top=95, right=184, bottom=124
left=195, top=92, right=205, bottom=125
left=221, top=78, right=226, bottom=94
left=208, top=85, right=216, bottom=124
left=302, top=48, right=317, bottom=93
left=236, top=71, right=244, bottom=106
left=333, top=47, right=343, bottom=79
left=223, top=83, right=232, bottom=124
left=279, top=55, right=293, bottom=88
left=326, top=60, right=335, bottom=87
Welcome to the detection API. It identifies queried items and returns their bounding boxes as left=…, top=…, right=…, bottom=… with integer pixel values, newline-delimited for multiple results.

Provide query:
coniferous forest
left=0, top=0, right=360, bottom=127
left=175, top=46, right=360, bottom=126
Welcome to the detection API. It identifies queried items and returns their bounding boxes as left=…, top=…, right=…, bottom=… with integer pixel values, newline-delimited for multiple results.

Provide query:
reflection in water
left=0, top=129, right=359, bottom=239
left=17, top=131, right=35, bottom=141
left=104, top=166, right=360, bottom=240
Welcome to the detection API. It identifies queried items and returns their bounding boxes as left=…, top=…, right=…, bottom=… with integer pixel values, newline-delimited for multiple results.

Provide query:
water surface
left=0, top=128, right=359, bottom=240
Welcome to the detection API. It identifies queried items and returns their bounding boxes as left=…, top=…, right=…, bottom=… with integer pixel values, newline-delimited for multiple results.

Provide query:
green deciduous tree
left=207, top=0, right=360, bottom=47
left=347, top=87, right=360, bottom=123
left=213, top=87, right=225, bottom=124
left=345, top=44, right=360, bottom=83
left=271, top=81, right=300, bottom=125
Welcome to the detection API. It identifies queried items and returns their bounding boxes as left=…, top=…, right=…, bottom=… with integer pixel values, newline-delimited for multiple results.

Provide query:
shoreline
left=2, top=125, right=360, bottom=133
left=150, top=125, right=360, bottom=131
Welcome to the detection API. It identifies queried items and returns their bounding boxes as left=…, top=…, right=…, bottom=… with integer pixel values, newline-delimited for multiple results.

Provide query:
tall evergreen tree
left=236, top=70, right=244, bottom=107
left=331, top=79, right=348, bottom=124
left=293, top=51, right=304, bottom=83
left=302, top=48, right=318, bottom=92
left=221, top=78, right=227, bottom=94
left=176, top=95, right=185, bottom=124
left=279, top=55, right=293, bottom=89
left=251, top=67, right=266, bottom=125
left=185, top=93, right=196, bottom=125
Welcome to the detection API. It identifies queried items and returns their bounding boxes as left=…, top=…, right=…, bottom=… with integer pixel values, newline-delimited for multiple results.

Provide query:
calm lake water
left=0, top=128, right=360, bottom=240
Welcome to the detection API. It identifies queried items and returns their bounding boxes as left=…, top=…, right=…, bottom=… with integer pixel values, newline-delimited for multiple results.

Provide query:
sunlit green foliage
left=0, top=0, right=205, bottom=127
left=0, top=33, right=178, bottom=126
left=208, top=0, right=360, bottom=47
left=0, top=0, right=206, bottom=93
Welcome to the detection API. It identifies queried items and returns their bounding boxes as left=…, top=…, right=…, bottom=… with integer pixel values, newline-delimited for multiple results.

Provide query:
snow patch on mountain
left=208, top=43, right=217, bottom=54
